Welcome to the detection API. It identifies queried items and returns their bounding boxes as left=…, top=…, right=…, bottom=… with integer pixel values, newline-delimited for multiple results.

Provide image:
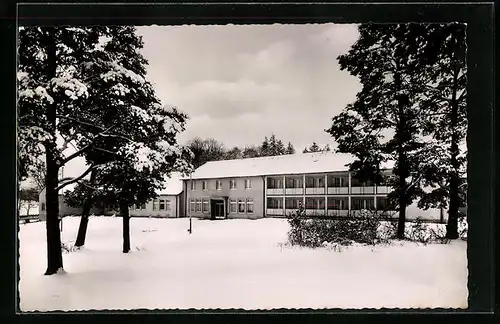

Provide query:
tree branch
left=58, top=124, right=119, bottom=166
left=56, top=164, right=96, bottom=191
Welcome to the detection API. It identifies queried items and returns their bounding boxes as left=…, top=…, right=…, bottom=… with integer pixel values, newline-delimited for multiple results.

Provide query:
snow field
left=18, top=216, right=468, bottom=311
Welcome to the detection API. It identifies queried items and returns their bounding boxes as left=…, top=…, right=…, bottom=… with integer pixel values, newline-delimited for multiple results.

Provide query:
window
left=238, top=199, right=246, bottom=213
left=229, top=199, right=237, bottom=213
left=377, top=197, right=389, bottom=211
left=190, top=181, right=196, bottom=191
left=190, top=199, right=196, bottom=212
left=306, top=177, right=325, bottom=188
left=245, top=179, right=252, bottom=189
left=351, top=197, right=375, bottom=210
left=196, top=198, right=202, bottom=212
left=230, top=179, right=237, bottom=190
left=216, top=180, right=222, bottom=190
left=141, top=203, right=146, bottom=210
left=159, top=199, right=165, bottom=210
left=267, top=177, right=282, bottom=189
left=350, top=177, right=362, bottom=187
left=165, top=200, right=171, bottom=211
left=152, top=199, right=158, bottom=211
left=328, top=175, right=348, bottom=187
left=285, top=197, right=302, bottom=209
left=267, top=197, right=283, bottom=209
left=202, top=181, right=208, bottom=190
left=41, top=203, right=46, bottom=211
left=135, top=203, right=140, bottom=210
left=202, top=198, right=209, bottom=213
left=327, top=197, right=348, bottom=210
left=305, top=197, right=325, bottom=210
left=286, top=177, right=302, bottom=188
left=246, top=198, right=254, bottom=213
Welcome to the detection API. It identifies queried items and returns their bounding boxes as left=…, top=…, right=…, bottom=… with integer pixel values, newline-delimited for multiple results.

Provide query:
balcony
left=285, top=188, right=304, bottom=195
left=266, top=208, right=284, bottom=216
left=326, top=210, right=349, bottom=217
left=266, top=188, right=284, bottom=195
left=305, top=209, right=326, bottom=216
left=305, top=187, right=325, bottom=195
left=350, top=186, right=376, bottom=194
left=376, top=186, right=390, bottom=194
left=327, top=187, right=349, bottom=195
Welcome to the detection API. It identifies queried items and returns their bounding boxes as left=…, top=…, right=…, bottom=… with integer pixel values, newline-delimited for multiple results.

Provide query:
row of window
left=189, top=198, right=210, bottom=213
left=188, top=198, right=255, bottom=214
left=267, top=176, right=383, bottom=189
left=267, top=197, right=389, bottom=210
left=229, top=198, right=254, bottom=214
left=190, top=179, right=252, bottom=191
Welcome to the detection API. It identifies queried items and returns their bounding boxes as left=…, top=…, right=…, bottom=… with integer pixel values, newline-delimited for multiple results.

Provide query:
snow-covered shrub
left=405, top=217, right=431, bottom=244
left=377, top=221, right=398, bottom=242
left=287, top=208, right=382, bottom=248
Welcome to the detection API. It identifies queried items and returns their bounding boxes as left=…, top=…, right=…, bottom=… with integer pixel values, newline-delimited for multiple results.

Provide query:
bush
left=287, top=208, right=383, bottom=248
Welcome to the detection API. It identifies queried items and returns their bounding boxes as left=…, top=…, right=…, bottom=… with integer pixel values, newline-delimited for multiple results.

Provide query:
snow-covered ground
left=18, top=217, right=468, bottom=311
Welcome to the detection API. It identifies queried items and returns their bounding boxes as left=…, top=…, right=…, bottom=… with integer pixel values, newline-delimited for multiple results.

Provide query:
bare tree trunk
left=120, top=200, right=131, bottom=253
left=74, top=170, right=97, bottom=247
left=44, top=28, right=63, bottom=275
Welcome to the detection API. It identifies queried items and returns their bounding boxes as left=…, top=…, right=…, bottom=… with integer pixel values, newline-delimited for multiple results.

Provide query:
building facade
left=182, top=152, right=398, bottom=220
left=181, top=152, right=448, bottom=222
left=38, top=172, right=185, bottom=219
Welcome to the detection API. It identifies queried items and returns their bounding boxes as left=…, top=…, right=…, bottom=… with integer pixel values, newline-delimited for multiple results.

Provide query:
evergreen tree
left=285, top=142, right=295, bottom=154
left=18, top=26, right=191, bottom=270
left=260, top=136, right=270, bottom=156
left=303, top=142, right=330, bottom=153
left=415, top=24, right=467, bottom=239
left=260, top=134, right=287, bottom=156
left=69, top=26, right=192, bottom=250
left=326, top=24, right=429, bottom=239
left=18, top=26, right=108, bottom=274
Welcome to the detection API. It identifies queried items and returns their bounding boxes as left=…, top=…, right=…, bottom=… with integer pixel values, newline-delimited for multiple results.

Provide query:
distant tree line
left=186, top=134, right=330, bottom=169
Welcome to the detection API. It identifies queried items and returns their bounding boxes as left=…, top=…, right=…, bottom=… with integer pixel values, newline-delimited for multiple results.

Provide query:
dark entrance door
left=210, top=199, right=226, bottom=220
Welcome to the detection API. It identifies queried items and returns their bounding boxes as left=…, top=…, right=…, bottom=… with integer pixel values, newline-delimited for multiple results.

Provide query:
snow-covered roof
left=185, top=152, right=394, bottom=180
left=156, top=172, right=183, bottom=196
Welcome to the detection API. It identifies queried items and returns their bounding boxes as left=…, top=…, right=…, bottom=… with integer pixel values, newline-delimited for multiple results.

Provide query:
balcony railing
left=326, top=209, right=349, bottom=217
left=376, top=186, right=390, bottom=194
left=305, top=209, right=326, bottom=216
left=327, top=187, right=349, bottom=195
left=305, top=188, right=325, bottom=195
left=285, top=188, right=303, bottom=195
left=266, top=188, right=284, bottom=195
left=266, top=208, right=284, bottom=216
left=351, top=186, right=376, bottom=194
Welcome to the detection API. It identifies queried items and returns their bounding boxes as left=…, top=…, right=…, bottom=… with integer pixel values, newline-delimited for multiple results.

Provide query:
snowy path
left=18, top=217, right=467, bottom=310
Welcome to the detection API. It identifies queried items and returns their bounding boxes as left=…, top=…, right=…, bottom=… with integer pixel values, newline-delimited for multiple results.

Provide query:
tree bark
left=44, top=28, right=64, bottom=275
left=120, top=199, right=131, bottom=253
left=74, top=170, right=97, bottom=247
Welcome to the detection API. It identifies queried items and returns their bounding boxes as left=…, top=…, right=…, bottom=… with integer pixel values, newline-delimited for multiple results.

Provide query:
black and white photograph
left=17, top=17, right=470, bottom=311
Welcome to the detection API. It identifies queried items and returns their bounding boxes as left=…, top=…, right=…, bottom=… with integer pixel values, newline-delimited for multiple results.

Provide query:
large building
left=181, top=152, right=403, bottom=220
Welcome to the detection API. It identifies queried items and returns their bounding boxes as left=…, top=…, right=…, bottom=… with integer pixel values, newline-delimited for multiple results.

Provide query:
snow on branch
left=51, top=76, right=89, bottom=100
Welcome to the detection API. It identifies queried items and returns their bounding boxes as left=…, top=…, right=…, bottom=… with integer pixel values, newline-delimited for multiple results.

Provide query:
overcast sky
left=137, top=23, right=361, bottom=151
left=46, top=23, right=362, bottom=181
